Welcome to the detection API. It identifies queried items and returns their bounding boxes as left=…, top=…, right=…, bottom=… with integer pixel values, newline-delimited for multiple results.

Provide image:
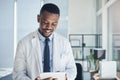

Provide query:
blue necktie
left=43, top=38, right=50, bottom=72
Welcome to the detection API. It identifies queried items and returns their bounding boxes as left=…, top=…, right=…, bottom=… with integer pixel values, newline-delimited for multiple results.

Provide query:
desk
left=93, top=72, right=120, bottom=80
left=0, top=68, right=12, bottom=80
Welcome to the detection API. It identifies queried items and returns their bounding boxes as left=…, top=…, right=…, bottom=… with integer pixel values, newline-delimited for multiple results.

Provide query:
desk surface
left=0, top=68, right=12, bottom=78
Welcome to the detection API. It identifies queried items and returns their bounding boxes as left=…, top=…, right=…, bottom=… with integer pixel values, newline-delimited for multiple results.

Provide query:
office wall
left=0, top=0, right=14, bottom=68
left=68, top=0, right=96, bottom=34
left=109, top=0, right=120, bottom=34
left=17, top=0, right=41, bottom=42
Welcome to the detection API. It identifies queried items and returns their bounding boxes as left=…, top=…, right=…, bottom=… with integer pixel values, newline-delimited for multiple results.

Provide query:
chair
left=75, top=63, right=83, bottom=80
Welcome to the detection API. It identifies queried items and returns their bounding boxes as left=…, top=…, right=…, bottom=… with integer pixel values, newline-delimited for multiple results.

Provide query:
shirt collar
left=37, top=30, right=53, bottom=42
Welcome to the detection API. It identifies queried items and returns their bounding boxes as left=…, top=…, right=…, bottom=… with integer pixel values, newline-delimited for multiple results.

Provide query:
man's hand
left=35, top=76, right=40, bottom=80
left=65, top=74, right=67, bottom=80
left=93, top=73, right=100, bottom=80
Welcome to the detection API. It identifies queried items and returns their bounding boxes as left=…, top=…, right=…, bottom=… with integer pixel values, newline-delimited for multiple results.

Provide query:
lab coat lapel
left=31, top=32, right=43, bottom=76
left=53, top=33, right=61, bottom=72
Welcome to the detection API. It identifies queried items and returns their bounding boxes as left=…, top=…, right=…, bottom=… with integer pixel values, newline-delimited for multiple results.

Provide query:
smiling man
left=13, top=3, right=77, bottom=80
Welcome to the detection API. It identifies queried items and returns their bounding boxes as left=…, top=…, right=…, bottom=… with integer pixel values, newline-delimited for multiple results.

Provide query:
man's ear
left=37, top=15, right=40, bottom=22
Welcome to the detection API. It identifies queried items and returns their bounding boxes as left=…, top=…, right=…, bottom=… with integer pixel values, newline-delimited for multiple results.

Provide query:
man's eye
left=52, top=23, right=57, bottom=26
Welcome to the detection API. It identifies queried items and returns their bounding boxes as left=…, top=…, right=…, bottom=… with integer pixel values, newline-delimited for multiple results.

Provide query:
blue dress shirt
left=37, top=31, right=53, bottom=72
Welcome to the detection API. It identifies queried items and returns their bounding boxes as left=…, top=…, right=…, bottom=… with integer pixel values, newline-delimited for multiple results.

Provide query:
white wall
left=109, top=0, right=120, bottom=34
left=17, top=0, right=41, bottom=42
left=0, top=0, right=14, bottom=68
left=68, top=0, right=96, bottom=34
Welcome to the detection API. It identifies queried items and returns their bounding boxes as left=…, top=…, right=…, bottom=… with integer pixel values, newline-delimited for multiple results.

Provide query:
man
left=13, top=3, right=77, bottom=80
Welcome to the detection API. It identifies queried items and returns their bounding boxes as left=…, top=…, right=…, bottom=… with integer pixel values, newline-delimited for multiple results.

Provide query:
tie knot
left=45, top=38, right=50, bottom=43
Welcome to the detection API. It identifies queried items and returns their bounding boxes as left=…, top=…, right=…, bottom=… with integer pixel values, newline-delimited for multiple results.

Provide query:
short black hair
left=40, top=3, right=60, bottom=15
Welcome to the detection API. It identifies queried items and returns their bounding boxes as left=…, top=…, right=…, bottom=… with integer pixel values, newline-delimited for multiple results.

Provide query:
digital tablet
left=40, top=72, right=65, bottom=80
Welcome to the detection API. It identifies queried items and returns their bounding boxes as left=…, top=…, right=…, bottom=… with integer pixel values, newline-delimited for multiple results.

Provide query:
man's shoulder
left=54, top=32, right=69, bottom=42
left=54, top=33, right=67, bottom=39
left=19, top=30, right=38, bottom=43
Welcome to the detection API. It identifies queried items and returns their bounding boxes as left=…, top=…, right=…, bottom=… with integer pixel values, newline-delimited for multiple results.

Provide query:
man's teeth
left=46, top=30, right=50, bottom=33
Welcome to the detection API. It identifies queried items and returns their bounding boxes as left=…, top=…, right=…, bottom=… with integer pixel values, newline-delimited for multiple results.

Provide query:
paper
left=40, top=72, right=65, bottom=80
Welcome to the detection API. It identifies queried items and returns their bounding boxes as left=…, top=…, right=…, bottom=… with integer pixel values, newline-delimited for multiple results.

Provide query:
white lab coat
left=13, top=30, right=77, bottom=80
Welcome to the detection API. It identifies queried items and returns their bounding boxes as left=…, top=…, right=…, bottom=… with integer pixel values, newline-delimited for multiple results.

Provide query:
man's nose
left=46, top=23, right=52, bottom=29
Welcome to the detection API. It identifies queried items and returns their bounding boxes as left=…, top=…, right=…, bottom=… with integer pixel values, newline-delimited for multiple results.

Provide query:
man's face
left=37, top=11, right=59, bottom=37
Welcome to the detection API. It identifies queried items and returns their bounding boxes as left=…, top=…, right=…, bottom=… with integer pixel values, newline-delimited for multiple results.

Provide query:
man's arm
left=13, top=41, right=31, bottom=80
left=65, top=41, right=77, bottom=80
